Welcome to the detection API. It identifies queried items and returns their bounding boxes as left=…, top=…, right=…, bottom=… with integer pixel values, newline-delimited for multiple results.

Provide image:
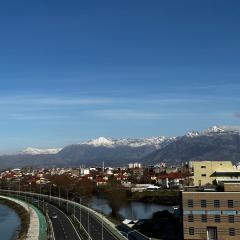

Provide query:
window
left=207, top=210, right=221, bottom=215
left=201, top=214, right=207, bottom=222
left=214, top=200, right=220, bottom=208
left=188, top=215, right=194, bottom=222
left=223, top=210, right=237, bottom=215
left=201, top=200, right=207, bottom=208
left=188, top=199, right=193, bottom=208
left=228, top=200, right=234, bottom=208
left=229, top=215, right=235, bottom=223
left=189, top=227, right=194, bottom=235
left=201, top=174, right=206, bottom=177
left=214, top=215, right=221, bottom=223
left=229, top=228, right=235, bottom=236
left=201, top=166, right=206, bottom=168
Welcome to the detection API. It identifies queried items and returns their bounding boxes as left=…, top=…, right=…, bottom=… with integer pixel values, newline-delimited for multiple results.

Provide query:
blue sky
left=0, top=0, right=240, bottom=153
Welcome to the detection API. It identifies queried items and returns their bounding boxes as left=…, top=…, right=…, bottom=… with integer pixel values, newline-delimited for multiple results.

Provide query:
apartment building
left=182, top=183, right=240, bottom=240
left=191, top=161, right=235, bottom=186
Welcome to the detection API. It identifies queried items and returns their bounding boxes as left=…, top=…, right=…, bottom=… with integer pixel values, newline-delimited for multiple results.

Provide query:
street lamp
left=79, top=196, right=82, bottom=230
left=66, top=189, right=69, bottom=213
left=88, top=202, right=90, bottom=240
left=18, top=180, right=20, bottom=198
left=101, top=207, right=104, bottom=240
left=58, top=186, right=61, bottom=207
left=49, top=184, right=52, bottom=202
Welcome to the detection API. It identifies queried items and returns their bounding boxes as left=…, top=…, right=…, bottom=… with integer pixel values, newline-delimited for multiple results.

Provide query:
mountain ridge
left=0, top=125, right=239, bottom=169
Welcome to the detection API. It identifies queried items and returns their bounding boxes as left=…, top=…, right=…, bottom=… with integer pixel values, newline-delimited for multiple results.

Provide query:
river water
left=89, top=196, right=174, bottom=219
left=0, top=204, right=20, bottom=240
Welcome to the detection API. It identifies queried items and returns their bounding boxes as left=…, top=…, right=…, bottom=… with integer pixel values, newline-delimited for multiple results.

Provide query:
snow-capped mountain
left=21, top=147, right=62, bottom=155
left=81, top=136, right=173, bottom=149
left=203, top=125, right=240, bottom=135
left=185, top=131, right=200, bottom=138
left=145, top=125, right=240, bottom=165
left=203, top=125, right=226, bottom=134
left=1, top=124, right=239, bottom=169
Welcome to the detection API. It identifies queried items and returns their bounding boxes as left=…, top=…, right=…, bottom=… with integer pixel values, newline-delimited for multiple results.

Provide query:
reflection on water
left=0, top=204, right=20, bottom=240
left=89, top=196, right=173, bottom=219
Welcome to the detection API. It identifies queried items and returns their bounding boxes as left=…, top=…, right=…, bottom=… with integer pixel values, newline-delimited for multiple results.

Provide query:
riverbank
left=95, top=188, right=180, bottom=206
left=0, top=198, right=30, bottom=240
left=129, top=190, right=180, bottom=205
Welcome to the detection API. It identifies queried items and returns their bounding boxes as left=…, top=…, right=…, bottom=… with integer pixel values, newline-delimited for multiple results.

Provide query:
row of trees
left=0, top=174, right=128, bottom=218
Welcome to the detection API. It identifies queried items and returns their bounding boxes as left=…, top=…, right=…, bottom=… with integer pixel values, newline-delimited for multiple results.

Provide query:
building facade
left=191, top=161, right=234, bottom=186
left=182, top=184, right=240, bottom=240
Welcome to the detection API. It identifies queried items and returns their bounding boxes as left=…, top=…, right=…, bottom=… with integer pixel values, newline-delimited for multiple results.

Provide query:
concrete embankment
left=0, top=195, right=47, bottom=240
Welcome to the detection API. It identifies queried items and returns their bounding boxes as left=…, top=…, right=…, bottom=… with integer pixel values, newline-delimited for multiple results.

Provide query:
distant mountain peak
left=83, top=137, right=115, bottom=147
left=80, top=136, right=172, bottom=148
left=203, top=125, right=240, bottom=135
left=186, top=131, right=200, bottom=138
left=21, top=147, right=62, bottom=155
left=204, top=125, right=225, bottom=134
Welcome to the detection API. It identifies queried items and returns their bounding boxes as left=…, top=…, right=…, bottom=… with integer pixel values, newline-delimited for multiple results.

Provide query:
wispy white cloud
left=8, top=113, right=70, bottom=121
left=0, top=94, right=238, bottom=108
left=0, top=95, right=110, bottom=106
left=92, top=109, right=176, bottom=120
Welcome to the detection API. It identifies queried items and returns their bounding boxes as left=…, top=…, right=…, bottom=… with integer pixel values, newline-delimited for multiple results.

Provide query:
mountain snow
left=81, top=136, right=172, bottom=148
left=83, top=137, right=115, bottom=147
left=203, top=125, right=240, bottom=134
left=21, top=147, right=62, bottom=155
left=186, top=131, right=200, bottom=138
left=204, top=125, right=225, bottom=134
left=21, top=125, right=240, bottom=155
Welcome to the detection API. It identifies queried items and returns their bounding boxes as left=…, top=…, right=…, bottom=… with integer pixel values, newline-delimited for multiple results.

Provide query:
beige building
left=182, top=183, right=240, bottom=240
left=191, top=161, right=235, bottom=186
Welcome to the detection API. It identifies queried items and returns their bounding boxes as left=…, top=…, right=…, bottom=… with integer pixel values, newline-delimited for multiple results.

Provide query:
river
left=89, top=196, right=174, bottom=219
left=0, top=204, right=20, bottom=240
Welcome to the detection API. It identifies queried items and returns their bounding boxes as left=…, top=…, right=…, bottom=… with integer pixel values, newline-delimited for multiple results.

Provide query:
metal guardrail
left=45, top=211, right=55, bottom=240
left=3, top=192, right=55, bottom=240
left=72, top=214, right=92, bottom=240
left=0, top=194, right=51, bottom=240
left=0, top=189, right=127, bottom=240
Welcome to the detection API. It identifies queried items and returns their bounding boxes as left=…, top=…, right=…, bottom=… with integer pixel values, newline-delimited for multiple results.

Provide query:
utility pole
left=67, top=190, right=69, bottom=213
left=18, top=180, right=20, bottom=198
left=88, top=203, right=90, bottom=240
left=79, top=196, right=82, bottom=230
left=49, top=184, right=52, bottom=202
left=58, top=187, right=61, bottom=207
left=101, top=207, right=104, bottom=240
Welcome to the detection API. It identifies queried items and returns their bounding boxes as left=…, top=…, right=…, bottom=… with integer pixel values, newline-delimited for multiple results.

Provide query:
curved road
left=0, top=191, right=128, bottom=240
left=47, top=203, right=80, bottom=240
left=23, top=195, right=81, bottom=240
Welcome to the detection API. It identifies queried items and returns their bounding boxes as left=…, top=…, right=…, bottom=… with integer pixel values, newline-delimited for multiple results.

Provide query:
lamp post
left=66, top=189, right=69, bottom=213
left=18, top=180, right=20, bottom=198
left=79, top=196, right=82, bottom=230
left=58, top=186, right=61, bottom=207
left=88, top=202, right=90, bottom=240
left=49, top=184, right=52, bottom=202
left=101, top=207, right=104, bottom=240
left=29, top=182, right=34, bottom=204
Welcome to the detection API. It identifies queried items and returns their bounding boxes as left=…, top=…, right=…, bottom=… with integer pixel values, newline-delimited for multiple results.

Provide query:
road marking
left=48, top=203, right=81, bottom=240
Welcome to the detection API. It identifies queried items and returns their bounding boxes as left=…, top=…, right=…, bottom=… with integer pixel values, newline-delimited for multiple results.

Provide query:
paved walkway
left=0, top=195, right=47, bottom=240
